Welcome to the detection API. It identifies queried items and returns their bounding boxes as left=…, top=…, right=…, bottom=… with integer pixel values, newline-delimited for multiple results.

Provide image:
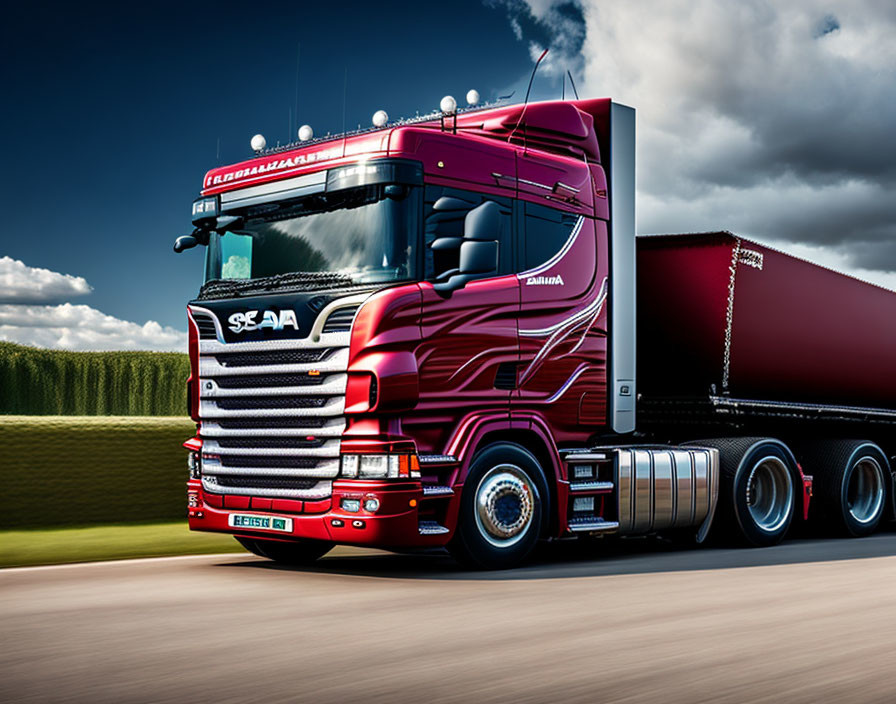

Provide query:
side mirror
left=459, top=239, right=498, bottom=275
left=433, top=240, right=498, bottom=294
left=173, top=234, right=198, bottom=253
left=429, top=236, right=464, bottom=281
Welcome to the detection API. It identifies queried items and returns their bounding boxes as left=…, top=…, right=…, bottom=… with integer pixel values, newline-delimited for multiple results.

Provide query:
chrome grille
left=192, top=297, right=367, bottom=502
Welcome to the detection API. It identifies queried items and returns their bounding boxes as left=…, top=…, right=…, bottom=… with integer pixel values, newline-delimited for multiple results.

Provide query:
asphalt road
left=4, top=532, right=896, bottom=704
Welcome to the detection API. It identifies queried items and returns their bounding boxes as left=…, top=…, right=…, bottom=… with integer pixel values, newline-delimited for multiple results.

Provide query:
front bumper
left=187, top=479, right=452, bottom=548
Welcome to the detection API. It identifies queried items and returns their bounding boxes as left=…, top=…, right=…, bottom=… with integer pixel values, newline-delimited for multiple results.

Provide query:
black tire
left=692, top=437, right=797, bottom=547
left=235, top=536, right=333, bottom=565
left=794, top=440, right=889, bottom=538
left=449, top=442, right=548, bottom=569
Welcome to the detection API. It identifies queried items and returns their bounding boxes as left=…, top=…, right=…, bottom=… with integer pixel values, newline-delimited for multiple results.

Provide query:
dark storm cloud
left=492, top=0, right=896, bottom=282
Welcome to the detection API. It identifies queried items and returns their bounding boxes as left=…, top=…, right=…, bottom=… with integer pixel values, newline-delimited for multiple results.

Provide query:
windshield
left=204, top=184, right=421, bottom=286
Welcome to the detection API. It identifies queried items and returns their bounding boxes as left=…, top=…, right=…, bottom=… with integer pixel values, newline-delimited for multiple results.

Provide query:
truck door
left=404, top=185, right=518, bottom=455
left=515, top=184, right=609, bottom=442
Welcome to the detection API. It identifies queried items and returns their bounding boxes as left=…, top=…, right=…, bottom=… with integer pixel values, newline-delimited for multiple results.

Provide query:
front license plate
left=228, top=513, right=293, bottom=533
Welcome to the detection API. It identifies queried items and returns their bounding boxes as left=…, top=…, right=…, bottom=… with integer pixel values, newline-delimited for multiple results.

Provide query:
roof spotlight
left=372, top=110, right=389, bottom=127
left=250, top=134, right=266, bottom=152
left=298, top=124, right=313, bottom=141
left=466, top=89, right=480, bottom=106
left=440, top=95, right=457, bottom=115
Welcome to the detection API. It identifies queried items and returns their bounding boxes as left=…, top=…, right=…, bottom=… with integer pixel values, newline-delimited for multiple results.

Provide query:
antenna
left=508, top=48, right=549, bottom=149
left=567, top=70, right=580, bottom=100
left=300, top=42, right=302, bottom=139
left=562, top=72, right=565, bottom=100
left=341, top=67, right=348, bottom=152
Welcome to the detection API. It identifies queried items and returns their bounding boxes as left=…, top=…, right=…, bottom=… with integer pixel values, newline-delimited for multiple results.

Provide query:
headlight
left=187, top=451, right=201, bottom=479
left=339, top=454, right=420, bottom=479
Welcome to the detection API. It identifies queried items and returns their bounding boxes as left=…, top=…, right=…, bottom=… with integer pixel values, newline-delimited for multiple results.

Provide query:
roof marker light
left=466, top=89, right=480, bottom=106
left=298, top=124, right=313, bottom=141
left=440, top=95, right=457, bottom=115
left=250, top=134, right=266, bottom=152
left=372, top=110, right=389, bottom=127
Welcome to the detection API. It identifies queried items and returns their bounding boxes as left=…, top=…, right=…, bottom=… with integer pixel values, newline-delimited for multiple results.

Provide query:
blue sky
left=2, top=1, right=894, bottom=350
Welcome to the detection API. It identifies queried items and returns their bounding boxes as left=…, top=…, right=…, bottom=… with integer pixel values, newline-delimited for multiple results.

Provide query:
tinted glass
left=204, top=185, right=420, bottom=286
left=523, top=202, right=579, bottom=271
left=423, top=186, right=512, bottom=280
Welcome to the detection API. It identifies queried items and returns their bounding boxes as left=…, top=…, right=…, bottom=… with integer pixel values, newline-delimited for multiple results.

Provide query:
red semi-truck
left=175, top=97, right=896, bottom=568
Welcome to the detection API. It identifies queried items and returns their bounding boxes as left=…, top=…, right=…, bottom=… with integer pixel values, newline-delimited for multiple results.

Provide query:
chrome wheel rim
left=846, top=456, right=884, bottom=525
left=746, top=455, right=793, bottom=534
left=474, top=464, right=536, bottom=548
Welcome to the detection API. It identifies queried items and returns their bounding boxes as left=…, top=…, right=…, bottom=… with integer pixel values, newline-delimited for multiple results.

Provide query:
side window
left=423, top=186, right=512, bottom=280
left=523, top=202, right=579, bottom=271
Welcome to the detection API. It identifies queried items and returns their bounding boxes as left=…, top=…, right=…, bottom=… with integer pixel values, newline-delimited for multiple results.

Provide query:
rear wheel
left=796, top=440, right=889, bottom=537
left=449, top=442, right=547, bottom=569
left=236, top=537, right=333, bottom=565
left=695, top=438, right=797, bottom=547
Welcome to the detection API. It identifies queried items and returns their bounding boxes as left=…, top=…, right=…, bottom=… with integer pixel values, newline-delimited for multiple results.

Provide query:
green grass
left=0, top=341, right=189, bottom=415
left=1, top=415, right=196, bottom=528
left=0, top=521, right=245, bottom=568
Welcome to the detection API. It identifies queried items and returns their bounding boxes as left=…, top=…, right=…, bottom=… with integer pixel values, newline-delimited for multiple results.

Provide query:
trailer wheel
left=449, top=442, right=547, bottom=569
left=235, top=537, right=333, bottom=565
left=796, top=441, right=889, bottom=537
left=694, top=438, right=797, bottom=547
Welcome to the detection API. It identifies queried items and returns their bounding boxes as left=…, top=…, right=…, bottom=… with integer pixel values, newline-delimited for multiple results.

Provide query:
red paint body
left=638, top=233, right=896, bottom=408
left=184, top=99, right=892, bottom=551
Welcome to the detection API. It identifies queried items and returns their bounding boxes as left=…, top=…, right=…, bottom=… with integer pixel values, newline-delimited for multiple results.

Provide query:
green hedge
left=0, top=416, right=195, bottom=528
left=0, top=342, right=190, bottom=415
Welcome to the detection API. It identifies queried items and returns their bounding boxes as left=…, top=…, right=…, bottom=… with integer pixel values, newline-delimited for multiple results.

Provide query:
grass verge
left=0, top=521, right=244, bottom=568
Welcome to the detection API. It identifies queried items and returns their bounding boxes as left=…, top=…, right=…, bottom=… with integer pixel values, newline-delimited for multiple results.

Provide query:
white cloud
left=494, top=0, right=896, bottom=282
left=0, top=256, right=92, bottom=304
left=0, top=303, right=186, bottom=352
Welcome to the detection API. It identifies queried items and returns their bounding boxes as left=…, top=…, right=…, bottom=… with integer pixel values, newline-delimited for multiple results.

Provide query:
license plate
left=228, top=513, right=293, bottom=533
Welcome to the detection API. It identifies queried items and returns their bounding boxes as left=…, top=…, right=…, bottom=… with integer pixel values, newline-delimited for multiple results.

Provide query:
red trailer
left=174, top=96, right=896, bottom=568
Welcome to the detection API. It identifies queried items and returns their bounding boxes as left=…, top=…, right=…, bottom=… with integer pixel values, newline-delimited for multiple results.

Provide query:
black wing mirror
left=173, top=234, right=198, bottom=253
left=459, top=239, right=498, bottom=275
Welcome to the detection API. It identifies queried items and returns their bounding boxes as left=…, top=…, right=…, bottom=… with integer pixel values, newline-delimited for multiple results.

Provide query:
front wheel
left=236, top=537, right=333, bottom=565
left=449, top=442, right=547, bottom=569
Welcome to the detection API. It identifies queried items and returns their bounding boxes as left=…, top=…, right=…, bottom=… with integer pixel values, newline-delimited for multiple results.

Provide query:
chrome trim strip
left=568, top=518, right=619, bottom=533
left=199, top=332, right=350, bottom=355
left=418, top=454, right=459, bottom=464
left=199, top=349, right=349, bottom=377
left=418, top=521, right=450, bottom=535
left=569, top=481, right=614, bottom=493
left=198, top=396, right=346, bottom=418
left=422, top=486, right=455, bottom=497
left=219, top=171, right=327, bottom=209
left=203, top=458, right=340, bottom=478
left=200, top=374, right=347, bottom=399
left=202, top=478, right=332, bottom=500
left=189, top=306, right=224, bottom=343
left=201, top=438, right=342, bottom=458
left=200, top=419, right=346, bottom=439
left=546, top=366, right=590, bottom=403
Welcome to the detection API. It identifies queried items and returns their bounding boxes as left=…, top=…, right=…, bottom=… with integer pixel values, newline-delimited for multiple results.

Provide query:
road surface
left=4, top=532, right=896, bottom=703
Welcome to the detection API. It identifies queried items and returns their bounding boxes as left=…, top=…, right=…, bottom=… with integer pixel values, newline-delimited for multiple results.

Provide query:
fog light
left=341, top=498, right=361, bottom=513
left=363, top=497, right=380, bottom=513
left=188, top=492, right=200, bottom=508
left=187, top=452, right=201, bottom=479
